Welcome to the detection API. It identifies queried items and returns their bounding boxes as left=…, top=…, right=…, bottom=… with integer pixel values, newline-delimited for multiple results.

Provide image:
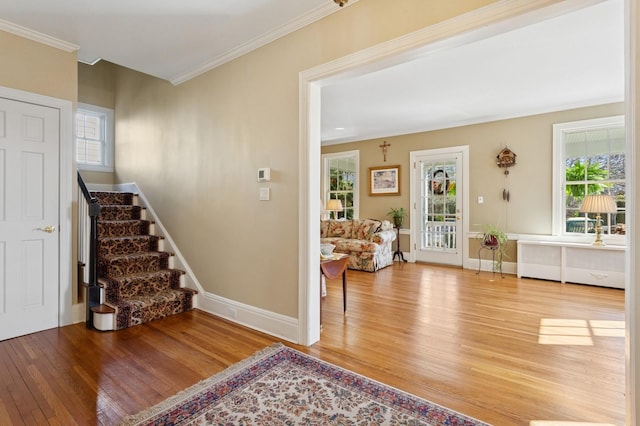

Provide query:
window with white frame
left=75, top=103, right=114, bottom=172
left=553, top=115, right=625, bottom=238
left=322, top=151, right=359, bottom=220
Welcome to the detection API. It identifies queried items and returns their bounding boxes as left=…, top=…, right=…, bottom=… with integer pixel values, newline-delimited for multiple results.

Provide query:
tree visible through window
left=555, top=116, right=625, bottom=237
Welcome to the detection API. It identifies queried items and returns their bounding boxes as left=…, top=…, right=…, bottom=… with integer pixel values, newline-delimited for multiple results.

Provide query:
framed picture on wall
left=369, top=165, right=401, bottom=196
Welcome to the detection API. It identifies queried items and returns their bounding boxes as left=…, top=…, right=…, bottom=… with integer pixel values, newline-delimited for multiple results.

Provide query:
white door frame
left=0, top=85, right=74, bottom=328
left=409, top=146, right=469, bottom=267
left=299, top=0, right=637, bottom=423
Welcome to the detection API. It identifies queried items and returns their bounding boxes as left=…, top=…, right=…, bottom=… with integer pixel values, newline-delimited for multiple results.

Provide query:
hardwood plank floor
left=0, top=263, right=625, bottom=425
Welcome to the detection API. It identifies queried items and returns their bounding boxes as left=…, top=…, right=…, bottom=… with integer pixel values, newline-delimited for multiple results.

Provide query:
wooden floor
left=0, top=263, right=625, bottom=425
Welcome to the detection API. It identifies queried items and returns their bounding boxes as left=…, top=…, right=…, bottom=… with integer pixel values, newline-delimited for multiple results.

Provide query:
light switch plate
left=259, top=187, right=270, bottom=201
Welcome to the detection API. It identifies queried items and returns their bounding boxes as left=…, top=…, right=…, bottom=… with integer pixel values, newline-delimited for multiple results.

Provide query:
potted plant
left=478, top=224, right=509, bottom=270
left=387, top=207, right=406, bottom=228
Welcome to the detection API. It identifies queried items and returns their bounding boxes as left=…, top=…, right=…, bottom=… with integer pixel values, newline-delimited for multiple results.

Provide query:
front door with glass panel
left=414, top=152, right=463, bottom=266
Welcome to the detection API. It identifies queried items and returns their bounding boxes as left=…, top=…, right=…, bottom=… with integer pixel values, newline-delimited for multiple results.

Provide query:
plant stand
left=476, top=243, right=503, bottom=278
left=392, top=227, right=407, bottom=262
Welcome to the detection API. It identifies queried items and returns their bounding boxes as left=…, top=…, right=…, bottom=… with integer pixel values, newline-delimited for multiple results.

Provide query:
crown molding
left=170, top=0, right=360, bottom=85
left=0, top=18, right=79, bottom=53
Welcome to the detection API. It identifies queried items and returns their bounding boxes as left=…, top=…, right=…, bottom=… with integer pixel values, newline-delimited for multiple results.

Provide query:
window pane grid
left=325, top=154, right=357, bottom=220
left=563, top=121, right=625, bottom=236
left=75, top=109, right=106, bottom=166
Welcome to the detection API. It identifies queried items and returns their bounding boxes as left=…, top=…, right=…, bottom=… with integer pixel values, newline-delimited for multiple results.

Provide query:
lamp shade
left=579, top=194, right=617, bottom=214
left=326, top=199, right=343, bottom=211
left=320, top=199, right=328, bottom=215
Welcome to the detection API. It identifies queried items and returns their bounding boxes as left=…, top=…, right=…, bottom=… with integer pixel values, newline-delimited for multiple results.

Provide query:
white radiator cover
left=517, top=240, right=625, bottom=289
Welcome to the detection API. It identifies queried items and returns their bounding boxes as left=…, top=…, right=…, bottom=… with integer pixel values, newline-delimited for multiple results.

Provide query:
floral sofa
left=320, top=219, right=396, bottom=272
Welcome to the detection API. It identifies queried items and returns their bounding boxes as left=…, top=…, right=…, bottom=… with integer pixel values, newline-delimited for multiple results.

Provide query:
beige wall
left=78, top=61, right=116, bottom=109
left=0, top=30, right=77, bottom=101
left=112, top=0, right=499, bottom=318
left=322, top=103, right=624, bottom=230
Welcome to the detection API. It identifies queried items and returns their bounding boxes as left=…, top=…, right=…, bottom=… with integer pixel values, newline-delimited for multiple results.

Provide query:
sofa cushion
left=328, top=220, right=353, bottom=239
left=340, top=239, right=379, bottom=253
left=322, top=237, right=379, bottom=254
left=354, top=218, right=382, bottom=240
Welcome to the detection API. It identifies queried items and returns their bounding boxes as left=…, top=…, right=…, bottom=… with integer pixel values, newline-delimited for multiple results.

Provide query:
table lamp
left=326, top=199, right=343, bottom=220
left=579, top=194, right=617, bottom=246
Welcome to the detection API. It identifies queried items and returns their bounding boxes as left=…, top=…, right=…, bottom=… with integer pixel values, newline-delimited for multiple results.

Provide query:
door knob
left=36, top=225, right=56, bottom=233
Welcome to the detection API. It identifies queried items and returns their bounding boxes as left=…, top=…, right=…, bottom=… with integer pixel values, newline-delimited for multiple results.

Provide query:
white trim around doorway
left=299, top=0, right=600, bottom=345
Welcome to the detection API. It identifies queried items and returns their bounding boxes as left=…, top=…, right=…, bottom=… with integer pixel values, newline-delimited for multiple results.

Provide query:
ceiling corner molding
left=305, top=0, right=604, bottom=85
left=170, top=0, right=360, bottom=85
left=0, top=18, right=79, bottom=53
left=78, top=57, right=102, bottom=66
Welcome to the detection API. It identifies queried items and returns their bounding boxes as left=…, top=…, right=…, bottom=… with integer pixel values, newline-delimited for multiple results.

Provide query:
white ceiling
left=0, top=0, right=624, bottom=145
left=321, top=0, right=625, bottom=144
left=0, top=0, right=340, bottom=84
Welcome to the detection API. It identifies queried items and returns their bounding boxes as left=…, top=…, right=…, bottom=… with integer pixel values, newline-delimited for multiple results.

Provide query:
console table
left=517, top=240, right=625, bottom=289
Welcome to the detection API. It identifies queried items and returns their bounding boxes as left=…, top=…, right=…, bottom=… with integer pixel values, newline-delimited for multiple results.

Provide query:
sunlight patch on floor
left=590, top=320, right=625, bottom=337
left=538, top=318, right=624, bottom=345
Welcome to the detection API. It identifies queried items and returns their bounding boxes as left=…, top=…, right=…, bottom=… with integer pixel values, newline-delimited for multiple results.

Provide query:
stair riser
left=98, top=220, right=151, bottom=238
left=99, top=206, right=142, bottom=221
left=104, top=270, right=183, bottom=299
left=91, top=192, right=135, bottom=206
left=111, top=290, right=195, bottom=330
left=98, top=236, right=159, bottom=256
left=98, top=253, right=170, bottom=278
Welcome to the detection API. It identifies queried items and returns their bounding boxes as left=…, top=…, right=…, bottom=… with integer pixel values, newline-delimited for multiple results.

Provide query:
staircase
left=90, top=191, right=197, bottom=330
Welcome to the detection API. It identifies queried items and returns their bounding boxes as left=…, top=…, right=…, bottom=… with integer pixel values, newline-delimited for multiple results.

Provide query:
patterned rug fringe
left=119, top=343, right=286, bottom=425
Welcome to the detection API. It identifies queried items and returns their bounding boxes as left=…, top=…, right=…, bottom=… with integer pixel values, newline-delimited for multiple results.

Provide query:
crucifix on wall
left=380, top=141, right=391, bottom=162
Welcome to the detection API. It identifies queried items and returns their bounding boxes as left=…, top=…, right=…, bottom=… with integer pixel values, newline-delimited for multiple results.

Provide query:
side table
left=320, top=254, right=349, bottom=328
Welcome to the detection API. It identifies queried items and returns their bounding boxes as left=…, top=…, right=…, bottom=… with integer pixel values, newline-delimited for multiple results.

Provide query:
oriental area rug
left=119, top=343, right=489, bottom=426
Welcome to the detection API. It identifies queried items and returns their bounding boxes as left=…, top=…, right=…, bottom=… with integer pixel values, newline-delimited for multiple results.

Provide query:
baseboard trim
left=197, top=292, right=299, bottom=344
left=466, top=258, right=517, bottom=275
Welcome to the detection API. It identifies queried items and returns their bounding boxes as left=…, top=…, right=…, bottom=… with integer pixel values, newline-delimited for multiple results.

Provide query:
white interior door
left=0, top=97, right=60, bottom=341
left=412, top=148, right=464, bottom=266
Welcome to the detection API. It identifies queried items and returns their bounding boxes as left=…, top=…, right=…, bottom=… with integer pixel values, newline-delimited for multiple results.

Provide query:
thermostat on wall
left=257, top=168, right=271, bottom=182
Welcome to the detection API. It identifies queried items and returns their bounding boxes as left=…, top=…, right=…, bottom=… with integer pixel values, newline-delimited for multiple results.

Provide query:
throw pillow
left=356, top=219, right=382, bottom=240
left=329, top=220, right=353, bottom=238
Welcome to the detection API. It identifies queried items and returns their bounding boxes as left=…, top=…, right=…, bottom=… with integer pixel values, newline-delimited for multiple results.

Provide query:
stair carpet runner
left=91, top=191, right=196, bottom=330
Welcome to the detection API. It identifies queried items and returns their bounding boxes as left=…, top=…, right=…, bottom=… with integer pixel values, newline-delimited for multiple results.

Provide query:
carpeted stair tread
left=97, top=220, right=151, bottom=238
left=103, top=269, right=185, bottom=299
left=98, top=235, right=160, bottom=256
left=107, top=288, right=196, bottom=330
